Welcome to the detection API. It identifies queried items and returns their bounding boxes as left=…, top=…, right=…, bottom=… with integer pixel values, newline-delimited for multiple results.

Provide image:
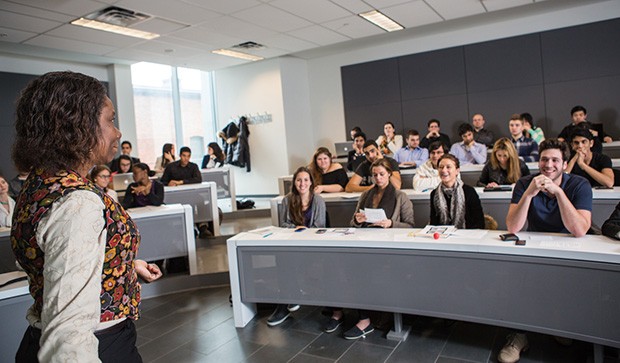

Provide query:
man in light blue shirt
left=450, top=123, right=487, bottom=165
left=393, top=130, right=428, bottom=168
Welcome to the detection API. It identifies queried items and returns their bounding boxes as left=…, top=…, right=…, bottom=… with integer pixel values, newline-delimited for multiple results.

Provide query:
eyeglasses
left=97, top=174, right=111, bottom=179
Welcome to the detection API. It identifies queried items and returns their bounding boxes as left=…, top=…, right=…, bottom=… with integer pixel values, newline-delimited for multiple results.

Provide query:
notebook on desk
left=112, top=173, right=134, bottom=191
left=334, top=142, right=352, bottom=158
left=483, top=186, right=513, bottom=192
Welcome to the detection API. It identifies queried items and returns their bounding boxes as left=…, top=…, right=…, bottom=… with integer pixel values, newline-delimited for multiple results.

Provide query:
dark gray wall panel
left=341, top=58, right=401, bottom=107
left=468, top=85, right=546, bottom=140
left=399, top=47, right=466, bottom=100
left=344, top=102, right=404, bottom=138
left=541, top=19, right=620, bottom=84
left=544, top=75, right=620, bottom=138
left=464, top=34, right=543, bottom=94
left=401, top=94, right=469, bottom=138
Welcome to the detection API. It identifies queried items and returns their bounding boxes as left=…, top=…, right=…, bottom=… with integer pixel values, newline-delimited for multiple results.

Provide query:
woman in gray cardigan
left=324, top=158, right=414, bottom=339
left=268, top=167, right=326, bottom=327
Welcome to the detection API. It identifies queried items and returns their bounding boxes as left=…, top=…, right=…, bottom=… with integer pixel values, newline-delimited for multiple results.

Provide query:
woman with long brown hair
left=477, top=137, right=530, bottom=187
left=308, top=147, right=348, bottom=193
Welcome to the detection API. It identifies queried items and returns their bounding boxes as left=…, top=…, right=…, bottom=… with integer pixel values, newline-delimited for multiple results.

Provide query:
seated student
left=122, top=163, right=165, bottom=209
left=154, top=143, right=175, bottom=174
left=412, top=141, right=452, bottom=192
left=508, top=113, right=538, bottom=162
left=334, top=158, right=413, bottom=339
left=350, top=126, right=362, bottom=141
left=376, top=121, right=403, bottom=157
left=503, top=139, right=592, bottom=363
left=393, top=129, right=428, bottom=168
left=89, top=165, right=118, bottom=202
left=0, top=174, right=15, bottom=228
left=430, top=154, right=485, bottom=229
left=420, top=119, right=451, bottom=149
left=346, top=140, right=401, bottom=192
left=602, top=202, right=620, bottom=240
left=309, top=147, right=349, bottom=193
left=201, top=142, right=226, bottom=169
left=450, top=123, right=487, bottom=165
left=521, top=113, right=544, bottom=144
left=110, top=140, right=140, bottom=172
left=160, top=146, right=202, bottom=186
left=565, top=126, right=614, bottom=188
left=472, top=113, right=494, bottom=148
left=269, top=167, right=326, bottom=327
left=114, top=154, right=133, bottom=174
left=558, top=105, right=611, bottom=153
left=347, top=132, right=366, bottom=172
left=8, top=171, right=28, bottom=199
left=477, top=138, right=530, bottom=188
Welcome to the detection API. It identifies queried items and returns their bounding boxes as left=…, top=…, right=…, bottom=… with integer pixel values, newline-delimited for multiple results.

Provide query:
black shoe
left=287, top=304, right=300, bottom=312
left=324, top=318, right=343, bottom=333
left=343, top=325, right=374, bottom=340
left=198, top=225, right=213, bottom=239
left=267, top=305, right=290, bottom=327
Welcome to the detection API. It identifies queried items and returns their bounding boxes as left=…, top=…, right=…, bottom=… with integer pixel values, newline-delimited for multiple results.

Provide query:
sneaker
left=266, top=305, right=290, bottom=327
left=343, top=325, right=374, bottom=340
left=498, top=333, right=529, bottom=363
left=287, top=304, right=300, bottom=312
left=324, top=318, right=343, bottom=333
left=553, top=336, right=573, bottom=346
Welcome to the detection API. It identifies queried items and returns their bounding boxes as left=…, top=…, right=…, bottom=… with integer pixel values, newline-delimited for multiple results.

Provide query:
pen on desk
left=262, top=232, right=273, bottom=238
left=422, top=188, right=432, bottom=192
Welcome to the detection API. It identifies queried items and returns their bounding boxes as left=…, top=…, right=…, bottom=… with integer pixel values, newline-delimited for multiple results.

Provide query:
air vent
left=232, top=41, right=265, bottom=50
left=85, top=6, right=151, bottom=27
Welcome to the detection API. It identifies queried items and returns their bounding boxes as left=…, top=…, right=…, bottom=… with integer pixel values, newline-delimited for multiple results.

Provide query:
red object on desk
left=433, top=232, right=440, bottom=240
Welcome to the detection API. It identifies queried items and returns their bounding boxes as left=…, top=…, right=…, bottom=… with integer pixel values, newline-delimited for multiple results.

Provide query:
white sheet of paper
left=362, top=208, right=387, bottom=223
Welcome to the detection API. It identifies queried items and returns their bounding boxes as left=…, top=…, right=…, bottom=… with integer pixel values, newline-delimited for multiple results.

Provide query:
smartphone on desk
left=500, top=233, right=519, bottom=241
left=316, top=229, right=327, bottom=234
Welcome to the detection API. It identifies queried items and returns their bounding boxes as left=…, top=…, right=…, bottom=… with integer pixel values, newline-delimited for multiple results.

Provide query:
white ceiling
left=0, top=0, right=597, bottom=71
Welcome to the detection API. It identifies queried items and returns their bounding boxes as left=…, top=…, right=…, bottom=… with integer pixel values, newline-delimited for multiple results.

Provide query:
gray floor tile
left=437, top=357, right=479, bottom=363
left=289, top=353, right=335, bottom=363
left=338, top=341, right=394, bottom=363
left=138, top=323, right=208, bottom=362
left=386, top=330, right=448, bottom=363
left=440, top=322, right=497, bottom=362
left=204, top=337, right=263, bottom=363
left=149, top=346, right=209, bottom=363
left=244, top=329, right=320, bottom=363
left=183, top=318, right=240, bottom=355
left=301, top=332, right=355, bottom=359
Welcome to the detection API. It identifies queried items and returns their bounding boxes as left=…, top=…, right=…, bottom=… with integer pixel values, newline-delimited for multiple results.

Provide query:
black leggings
left=16, top=319, right=142, bottom=363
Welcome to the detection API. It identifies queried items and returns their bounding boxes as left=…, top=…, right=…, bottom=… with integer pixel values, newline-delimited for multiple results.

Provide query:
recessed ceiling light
left=359, top=10, right=404, bottom=32
left=71, top=18, right=159, bottom=40
left=212, top=49, right=263, bottom=61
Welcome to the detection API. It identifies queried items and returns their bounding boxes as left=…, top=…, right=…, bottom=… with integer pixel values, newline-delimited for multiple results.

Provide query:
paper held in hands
left=360, top=208, right=387, bottom=223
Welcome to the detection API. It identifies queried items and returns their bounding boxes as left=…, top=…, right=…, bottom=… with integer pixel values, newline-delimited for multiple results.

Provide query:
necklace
left=0, top=201, right=7, bottom=205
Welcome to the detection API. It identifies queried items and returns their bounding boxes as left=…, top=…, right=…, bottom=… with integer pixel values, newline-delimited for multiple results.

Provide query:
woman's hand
left=486, top=182, right=499, bottom=188
left=134, top=259, right=162, bottom=283
left=164, top=151, right=174, bottom=162
left=354, top=211, right=367, bottom=224
left=314, top=185, right=324, bottom=194
left=131, top=184, right=149, bottom=196
left=371, top=219, right=392, bottom=228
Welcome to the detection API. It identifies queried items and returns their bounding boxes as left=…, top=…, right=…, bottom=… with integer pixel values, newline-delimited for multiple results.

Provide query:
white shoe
left=498, top=333, right=529, bottom=363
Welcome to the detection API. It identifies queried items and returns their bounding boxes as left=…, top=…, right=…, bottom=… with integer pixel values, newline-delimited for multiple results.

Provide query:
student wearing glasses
left=89, top=165, right=118, bottom=202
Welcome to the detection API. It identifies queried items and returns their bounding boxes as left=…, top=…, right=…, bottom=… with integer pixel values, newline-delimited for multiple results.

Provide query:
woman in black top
left=122, top=163, right=164, bottom=209
left=477, top=138, right=530, bottom=187
left=201, top=142, right=226, bottom=169
left=309, top=147, right=349, bottom=193
left=431, top=154, right=485, bottom=229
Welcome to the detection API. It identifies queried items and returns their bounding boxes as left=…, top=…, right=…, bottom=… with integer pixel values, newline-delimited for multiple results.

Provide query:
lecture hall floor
left=136, top=199, right=618, bottom=363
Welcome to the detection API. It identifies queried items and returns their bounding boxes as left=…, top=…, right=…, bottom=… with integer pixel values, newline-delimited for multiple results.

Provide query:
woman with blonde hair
left=477, top=138, right=530, bottom=188
left=309, top=147, right=348, bottom=193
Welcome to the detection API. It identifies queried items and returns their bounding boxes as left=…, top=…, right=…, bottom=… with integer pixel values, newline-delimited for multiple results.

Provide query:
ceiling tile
left=0, top=0, right=73, bottom=22
left=381, top=1, right=443, bottom=28
left=255, top=33, right=318, bottom=52
left=232, top=4, right=313, bottom=32
left=132, top=17, right=187, bottom=34
left=329, top=0, right=374, bottom=14
left=47, top=24, right=143, bottom=47
left=270, top=0, right=352, bottom=23
left=482, top=0, right=532, bottom=12
left=168, top=26, right=243, bottom=48
left=321, top=15, right=385, bottom=39
left=0, top=10, right=63, bottom=33
left=182, top=0, right=261, bottom=15
left=6, top=0, right=105, bottom=17
left=132, top=39, right=208, bottom=58
left=0, top=26, right=37, bottom=43
left=153, top=35, right=216, bottom=51
left=115, top=0, right=220, bottom=25
left=197, top=15, right=277, bottom=41
left=366, top=0, right=413, bottom=8
left=425, top=0, right=486, bottom=20
left=25, top=34, right=117, bottom=55
left=288, top=25, right=351, bottom=46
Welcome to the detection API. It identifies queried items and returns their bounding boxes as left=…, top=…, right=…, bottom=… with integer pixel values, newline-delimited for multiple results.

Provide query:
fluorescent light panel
left=359, top=10, right=404, bottom=32
left=71, top=18, right=160, bottom=40
left=212, top=49, right=263, bottom=61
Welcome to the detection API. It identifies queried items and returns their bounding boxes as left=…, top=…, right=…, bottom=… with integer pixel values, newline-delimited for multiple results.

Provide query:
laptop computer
left=483, top=185, right=513, bottom=192
left=112, top=173, right=135, bottom=191
left=334, top=142, right=352, bottom=158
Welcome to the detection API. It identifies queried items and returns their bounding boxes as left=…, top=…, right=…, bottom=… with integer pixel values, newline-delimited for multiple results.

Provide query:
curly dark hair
left=12, top=71, right=108, bottom=173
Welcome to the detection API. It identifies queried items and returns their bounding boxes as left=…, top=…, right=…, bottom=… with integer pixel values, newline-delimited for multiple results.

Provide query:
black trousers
left=16, top=319, right=142, bottom=363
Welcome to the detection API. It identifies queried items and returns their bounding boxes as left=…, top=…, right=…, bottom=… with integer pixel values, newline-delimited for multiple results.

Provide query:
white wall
left=214, top=58, right=288, bottom=195
left=305, top=0, right=620, bottom=150
left=0, top=53, right=108, bottom=80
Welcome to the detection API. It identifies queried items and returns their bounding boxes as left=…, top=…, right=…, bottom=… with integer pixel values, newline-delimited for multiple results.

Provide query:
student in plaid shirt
left=508, top=113, right=538, bottom=162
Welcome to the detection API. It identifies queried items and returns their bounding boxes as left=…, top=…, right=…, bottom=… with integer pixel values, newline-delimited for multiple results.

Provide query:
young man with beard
left=345, top=140, right=401, bottom=192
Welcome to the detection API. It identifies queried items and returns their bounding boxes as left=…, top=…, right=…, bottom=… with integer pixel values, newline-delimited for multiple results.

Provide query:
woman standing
left=430, top=155, right=485, bottom=229
left=154, top=143, right=175, bottom=173
left=0, top=175, right=15, bottom=227
left=89, top=165, right=118, bottom=202
left=201, top=142, right=226, bottom=169
left=330, top=159, right=414, bottom=339
left=376, top=121, right=403, bottom=157
left=122, top=163, right=165, bottom=209
left=477, top=138, right=530, bottom=187
left=309, top=147, right=349, bottom=193
left=268, top=167, right=326, bottom=327
left=11, top=71, right=161, bottom=362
